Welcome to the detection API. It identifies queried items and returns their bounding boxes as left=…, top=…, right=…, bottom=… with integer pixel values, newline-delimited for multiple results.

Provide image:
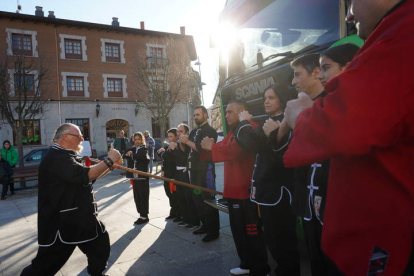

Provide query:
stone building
left=0, top=7, right=200, bottom=156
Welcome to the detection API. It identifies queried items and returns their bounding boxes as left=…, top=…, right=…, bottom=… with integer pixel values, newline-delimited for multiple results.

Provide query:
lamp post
left=134, top=100, right=140, bottom=116
left=194, top=57, right=205, bottom=106
left=95, top=99, right=100, bottom=118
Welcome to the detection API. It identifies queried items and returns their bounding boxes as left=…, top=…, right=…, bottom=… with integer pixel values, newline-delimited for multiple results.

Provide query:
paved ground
left=0, top=163, right=310, bottom=276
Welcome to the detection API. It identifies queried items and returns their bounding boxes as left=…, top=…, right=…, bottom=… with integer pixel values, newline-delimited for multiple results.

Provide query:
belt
left=176, top=166, right=187, bottom=172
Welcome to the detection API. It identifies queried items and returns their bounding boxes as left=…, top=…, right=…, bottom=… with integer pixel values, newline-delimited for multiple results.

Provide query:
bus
left=214, top=0, right=359, bottom=131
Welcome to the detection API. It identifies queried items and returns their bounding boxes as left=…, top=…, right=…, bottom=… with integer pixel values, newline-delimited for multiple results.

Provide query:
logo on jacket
left=367, top=246, right=388, bottom=275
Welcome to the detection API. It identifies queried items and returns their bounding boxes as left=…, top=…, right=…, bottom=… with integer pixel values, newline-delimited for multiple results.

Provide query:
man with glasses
left=21, top=123, right=123, bottom=276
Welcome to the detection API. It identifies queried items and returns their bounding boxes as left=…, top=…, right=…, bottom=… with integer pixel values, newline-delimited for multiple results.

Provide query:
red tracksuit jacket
left=211, top=123, right=258, bottom=199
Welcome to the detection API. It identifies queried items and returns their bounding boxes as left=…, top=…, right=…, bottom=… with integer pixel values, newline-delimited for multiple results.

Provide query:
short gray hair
left=53, top=123, right=76, bottom=142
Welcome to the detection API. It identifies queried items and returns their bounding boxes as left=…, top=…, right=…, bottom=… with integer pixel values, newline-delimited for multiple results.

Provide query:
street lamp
left=134, top=100, right=140, bottom=116
left=95, top=99, right=100, bottom=118
left=195, top=57, right=205, bottom=105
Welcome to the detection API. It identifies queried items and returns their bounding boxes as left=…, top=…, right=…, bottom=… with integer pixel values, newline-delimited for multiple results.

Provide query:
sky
left=1, top=0, right=227, bottom=107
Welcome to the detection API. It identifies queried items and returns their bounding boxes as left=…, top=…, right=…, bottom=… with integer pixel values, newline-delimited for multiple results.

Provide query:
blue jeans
left=148, top=158, right=154, bottom=174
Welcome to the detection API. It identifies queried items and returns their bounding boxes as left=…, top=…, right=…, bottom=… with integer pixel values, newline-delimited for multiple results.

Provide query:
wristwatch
left=103, top=157, right=114, bottom=169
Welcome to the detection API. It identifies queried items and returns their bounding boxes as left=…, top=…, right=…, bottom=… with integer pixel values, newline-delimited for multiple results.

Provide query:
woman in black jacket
left=235, top=84, right=299, bottom=276
left=125, top=132, right=150, bottom=225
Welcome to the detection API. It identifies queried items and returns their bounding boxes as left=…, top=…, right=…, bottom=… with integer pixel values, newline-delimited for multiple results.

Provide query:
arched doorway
left=106, top=119, right=129, bottom=151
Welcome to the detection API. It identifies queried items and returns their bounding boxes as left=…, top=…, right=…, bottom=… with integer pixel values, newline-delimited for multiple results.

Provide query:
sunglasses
left=66, top=133, right=84, bottom=139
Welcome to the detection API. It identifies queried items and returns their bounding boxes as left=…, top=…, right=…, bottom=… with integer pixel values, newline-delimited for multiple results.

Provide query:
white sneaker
left=230, top=267, right=250, bottom=275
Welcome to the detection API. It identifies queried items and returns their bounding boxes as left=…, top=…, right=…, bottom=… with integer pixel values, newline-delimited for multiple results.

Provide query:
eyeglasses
left=66, top=133, right=84, bottom=139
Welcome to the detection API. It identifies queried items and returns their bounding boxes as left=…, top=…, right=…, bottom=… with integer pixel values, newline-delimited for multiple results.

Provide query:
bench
left=11, top=166, right=39, bottom=188
left=204, top=198, right=229, bottom=214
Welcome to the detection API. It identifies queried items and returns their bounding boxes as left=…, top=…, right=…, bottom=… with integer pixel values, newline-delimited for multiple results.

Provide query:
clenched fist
left=201, top=137, right=214, bottom=151
left=263, top=119, right=281, bottom=137
left=285, top=92, right=313, bottom=129
left=239, top=110, right=252, bottom=122
left=179, top=134, right=189, bottom=144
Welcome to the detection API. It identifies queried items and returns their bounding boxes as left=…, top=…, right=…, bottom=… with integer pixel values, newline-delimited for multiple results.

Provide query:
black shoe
left=201, top=234, right=220, bottom=242
left=193, top=228, right=207, bottom=235
left=202, top=233, right=220, bottom=243
left=177, top=221, right=188, bottom=227
left=165, top=215, right=176, bottom=220
left=185, top=224, right=200, bottom=230
left=134, top=218, right=149, bottom=225
left=1, top=196, right=5, bottom=200
left=173, top=217, right=182, bottom=223
left=10, top=191, right=15, bottom=195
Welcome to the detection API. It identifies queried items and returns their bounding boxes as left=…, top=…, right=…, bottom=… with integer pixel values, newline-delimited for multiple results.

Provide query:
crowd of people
left=18, top=0, right=414, bottom=275
left=156, top=107, right=221, bottom=242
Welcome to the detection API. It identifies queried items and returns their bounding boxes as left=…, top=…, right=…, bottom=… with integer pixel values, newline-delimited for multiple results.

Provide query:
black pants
left=175, top=170, right=199, bottom=225
left=21, top=225, right=110, bottom=276
left=228, top=198, right=270, bottom=276
left=163, top=180, right=179, bottom=217
left=132, top=178, right=149, bottom=217
left=259, top=195, right=300, bottom=276
left=0, top=176, right=9, bottom=196
left=190, top=169, right=220, bottom=234
left=302, top=217, right=328, bottom=275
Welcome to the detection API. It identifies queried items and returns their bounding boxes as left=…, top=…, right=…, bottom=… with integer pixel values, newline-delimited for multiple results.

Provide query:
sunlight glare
left=211, top=22, right=238, bottom=51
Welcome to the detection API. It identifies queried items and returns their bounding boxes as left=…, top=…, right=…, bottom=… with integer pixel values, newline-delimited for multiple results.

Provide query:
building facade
left=0, top=7, right=199, bottom=156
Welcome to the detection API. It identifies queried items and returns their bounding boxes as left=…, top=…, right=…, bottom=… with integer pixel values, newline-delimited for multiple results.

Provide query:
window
left=6, top=29, right=38, bottom=57
left=149, top=47, right=163, bottom=59
left=146, top=43, right=166, bottom=69
left=105, top=43, right=120, bottom=62
left=102, top=74, right=127, bottom=98
left=12, top=34, right=32, bottom=56
left=65, top=39, right=82, bottom=60
left=100, top=39, right=125, bottom=63
left=151, top=117, right=170, bottom=138
left=65, top=119, right=90, bottom=141
left=67, top=77, right=84, bottom=97
left=59, top=34, right=87, bottom=61
left=14, top=74, right=35, bottom=96
left=107, top=78, right=123, bottom=97
left=149, top=47, right=164, bottom=69
left=14, top=120, right=41, bottom=145
left=61, top=72, right=89, bottom=98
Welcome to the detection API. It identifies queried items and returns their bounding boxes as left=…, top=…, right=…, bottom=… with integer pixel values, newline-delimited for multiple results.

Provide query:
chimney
left=112, top=17, right=119, bottom=26
left=140, top=21, right=145, bottom=30
left=35, top=6, right=44, bottom=17
left=180, top=26, right=186, bottom=35
left=48, top=11, right=55, bottom=18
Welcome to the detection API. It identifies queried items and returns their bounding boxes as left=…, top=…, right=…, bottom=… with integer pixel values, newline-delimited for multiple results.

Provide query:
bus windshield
left=225, top=0, right=340, bottom=74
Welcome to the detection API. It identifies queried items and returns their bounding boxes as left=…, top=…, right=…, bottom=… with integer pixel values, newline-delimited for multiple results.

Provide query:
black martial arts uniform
left=126, top=145, right=150, bottom=218
left=21, top=143, right=110, bottom=276
left=188, top=123, right=219, bottom=236
left=235, top=114, right=300, bottom=276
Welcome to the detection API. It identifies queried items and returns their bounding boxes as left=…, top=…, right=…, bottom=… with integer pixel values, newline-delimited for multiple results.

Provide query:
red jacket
left=211, top=122, right=258, bottom=199
left=284, top=1, right=414, bottom=275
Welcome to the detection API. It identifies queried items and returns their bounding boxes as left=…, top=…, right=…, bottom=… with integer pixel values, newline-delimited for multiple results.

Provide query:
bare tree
left=133, top=36, right=197, bottom=142
left=0, top=53, right=49, bottom=170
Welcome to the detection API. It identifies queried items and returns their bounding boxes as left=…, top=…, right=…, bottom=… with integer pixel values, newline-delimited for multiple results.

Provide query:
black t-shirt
left=188, top=123, right=218, bottom=171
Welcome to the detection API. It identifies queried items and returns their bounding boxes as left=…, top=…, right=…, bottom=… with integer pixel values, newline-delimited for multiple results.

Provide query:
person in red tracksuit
left=201, top=100, right=269, bottom=276
left=283, top=0, right=414, bottom=275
